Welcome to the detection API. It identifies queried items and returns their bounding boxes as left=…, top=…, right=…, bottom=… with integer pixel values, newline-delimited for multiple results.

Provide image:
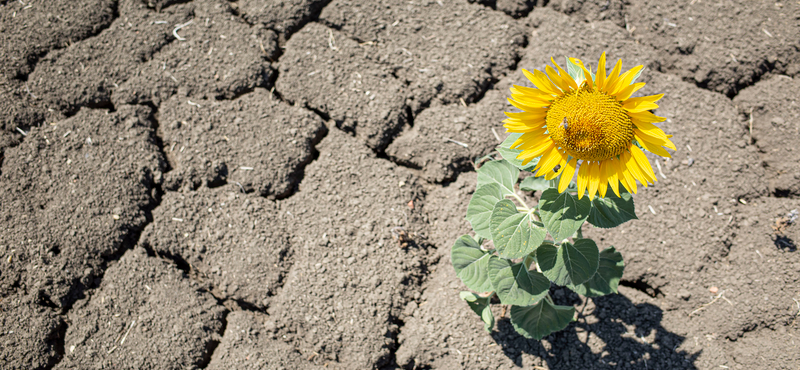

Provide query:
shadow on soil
left=773, top=235, right=797, bottom=251
left=491, top=292, right=700, bottom=369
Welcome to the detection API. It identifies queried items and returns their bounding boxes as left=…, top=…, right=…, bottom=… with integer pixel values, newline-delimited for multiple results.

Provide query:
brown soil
left=2, top=0, right=799, bottom=369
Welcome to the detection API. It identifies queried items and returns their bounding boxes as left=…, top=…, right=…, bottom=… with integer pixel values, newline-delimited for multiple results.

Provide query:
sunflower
left=503, top=52, right=675, bottom=199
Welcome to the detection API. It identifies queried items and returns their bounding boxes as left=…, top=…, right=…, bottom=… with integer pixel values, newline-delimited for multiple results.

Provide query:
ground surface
left=2, top=0, right=800, bottom=369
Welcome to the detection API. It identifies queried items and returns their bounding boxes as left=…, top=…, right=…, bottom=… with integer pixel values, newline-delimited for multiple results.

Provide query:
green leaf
left=476, top=159, right=519, bottom=197
left=510, top=298, right=575, bottom=340
left=568, top=246, right=625, bottom=297
left=490, top=200, right=547, bottom=259
left=588, top=191, right=637, bottom=229
left=497, top=133, right=538, bottom=171
left=451, top=235, right=493, bottom=293
left=565, top=57, right=583, bottom=83
left=488, top=256, right=550, bottom=306
left=460, top=291, right=495, bottom=332
left=466, top=183, right=504, bottom=239
left=537, top=239, right=600, bottom=286
left=538, top=189, right=591, bottom=241
left=520, top=176, right=549, bottom=192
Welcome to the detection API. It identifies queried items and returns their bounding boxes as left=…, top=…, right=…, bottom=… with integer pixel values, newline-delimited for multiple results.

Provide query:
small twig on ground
left=24, top=82, right=36, bottom=99
left=119, top=320, right=136, bottom=345
left=501, top=305, right=507, bottom=319
left=748, top=107, right=754, bottom=143
left=655, top=159, right=667, bottom=180
left=689, top=290, right=732, bottom=317
left=445, top=138, right=468, bottom=148
left=328, top=29, right=337, bottom=51
left=259, top=40, right=274, bottom=62
left=172, top=20, right=193, bottom=41
left=491, top=127, right=501, bottom=142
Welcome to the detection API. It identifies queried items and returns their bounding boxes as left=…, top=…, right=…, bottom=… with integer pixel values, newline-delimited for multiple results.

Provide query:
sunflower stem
left=505, top=192, right=530, bottom=212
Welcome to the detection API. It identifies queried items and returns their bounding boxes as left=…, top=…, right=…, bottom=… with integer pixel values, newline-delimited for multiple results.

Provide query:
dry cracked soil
left=2, top=0, right=800, bottom=369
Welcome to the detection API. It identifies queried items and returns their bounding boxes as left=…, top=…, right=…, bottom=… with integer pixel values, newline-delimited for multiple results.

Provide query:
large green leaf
left=466, top=183, right=504, bottom=239
left=520, top=176, right=550, bottom=192
left=490, top=200, right=547, bottom=259
left=487, top=256, right=550, bottom=306
left=537, top=239, right=599, bottom=286
left=476, top=159, right=519, bottom=197
left=538, top=189, right=592, bottom=241
left=588, top=191, right=637, bottom=229
left=451, top=235, right=493, bottom=293
left=460, top=291, right=495, bottom=332
left=510, top=298, right=575, bottom=340
left=568, top=246, right=625, bottom=297
left=497, top=133, right=538, bottom=172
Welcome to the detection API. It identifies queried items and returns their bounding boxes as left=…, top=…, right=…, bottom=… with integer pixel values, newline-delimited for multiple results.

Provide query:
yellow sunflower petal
left=545, top=65, right=572, bottom=93
left=544, top=152, right=568, bottom=181
left=624, top=94, right=664, bottom=106
left=608, top=65, right=644, bottom=95
left=635, top=132, right=672, bottom=158
left=623, top=95, right=662, bottom=113
left=630, top=146, right=658, bottom=183
left=587, top=161, right=601, bottom=199
left=516, top=140, right=554, bottom=163
left=576, top=161, right=590, bottom=199
left=632, top=118, right=668, bottom=141
left=522, top=69, right=561, bottom=96
left=514, top=132, right=553, bottom=151
left=615, top=157, right=637, bottom=194
left=511, top=85, right=556, bottom=100
left=558, top=158, right=578, bottom=193
left=598, top=160, right=610, bottom=198
left=595, top=52, right=607, bottom=91
left=502, top=117, right=545, bottom=126
left=503, top=118, right=545, bottom=133
left=505, top=110, right=548, bottom=120
left=511, top=129, right=547, bottom=148
left=511, top=94, right=552, bottom=108
left=550, top=57, right=579, bottom=90
left=508, top=98, right=550, bottom=113
left=615, top=82, right=646, bottom=101
left=663, top=137, right=677, bottom=151
left=602, top=59, right=623, bottom=93
left=533, top=147, right=564, bottom=177
left=606, top=158, right=621, bottom=197
left=622, top=151, right=649, bottom=187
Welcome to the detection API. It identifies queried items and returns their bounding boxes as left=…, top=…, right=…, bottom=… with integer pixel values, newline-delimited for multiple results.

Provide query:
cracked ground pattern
left=1, top=0, right=799, bottom=369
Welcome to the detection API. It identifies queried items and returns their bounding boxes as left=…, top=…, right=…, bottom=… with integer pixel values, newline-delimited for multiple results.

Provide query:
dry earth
left=2, top=0, right=800, bottom=369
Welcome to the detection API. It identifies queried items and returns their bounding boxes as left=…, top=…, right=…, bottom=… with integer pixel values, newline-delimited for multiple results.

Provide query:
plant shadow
left=490, top=289, right=701, bottom=369
left=773, top=235, right=797, bottom=251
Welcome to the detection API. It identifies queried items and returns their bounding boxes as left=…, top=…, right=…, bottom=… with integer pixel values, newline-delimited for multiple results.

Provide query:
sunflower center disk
left=546, top=85, right=633, bottom=161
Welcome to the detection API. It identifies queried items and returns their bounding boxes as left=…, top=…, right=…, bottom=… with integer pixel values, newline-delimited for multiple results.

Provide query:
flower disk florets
left=546, top=84, right=633, bottom=162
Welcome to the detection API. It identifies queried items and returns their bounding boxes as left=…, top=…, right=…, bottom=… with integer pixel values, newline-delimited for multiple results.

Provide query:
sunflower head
left=503, top=52, right=675, bottom=200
